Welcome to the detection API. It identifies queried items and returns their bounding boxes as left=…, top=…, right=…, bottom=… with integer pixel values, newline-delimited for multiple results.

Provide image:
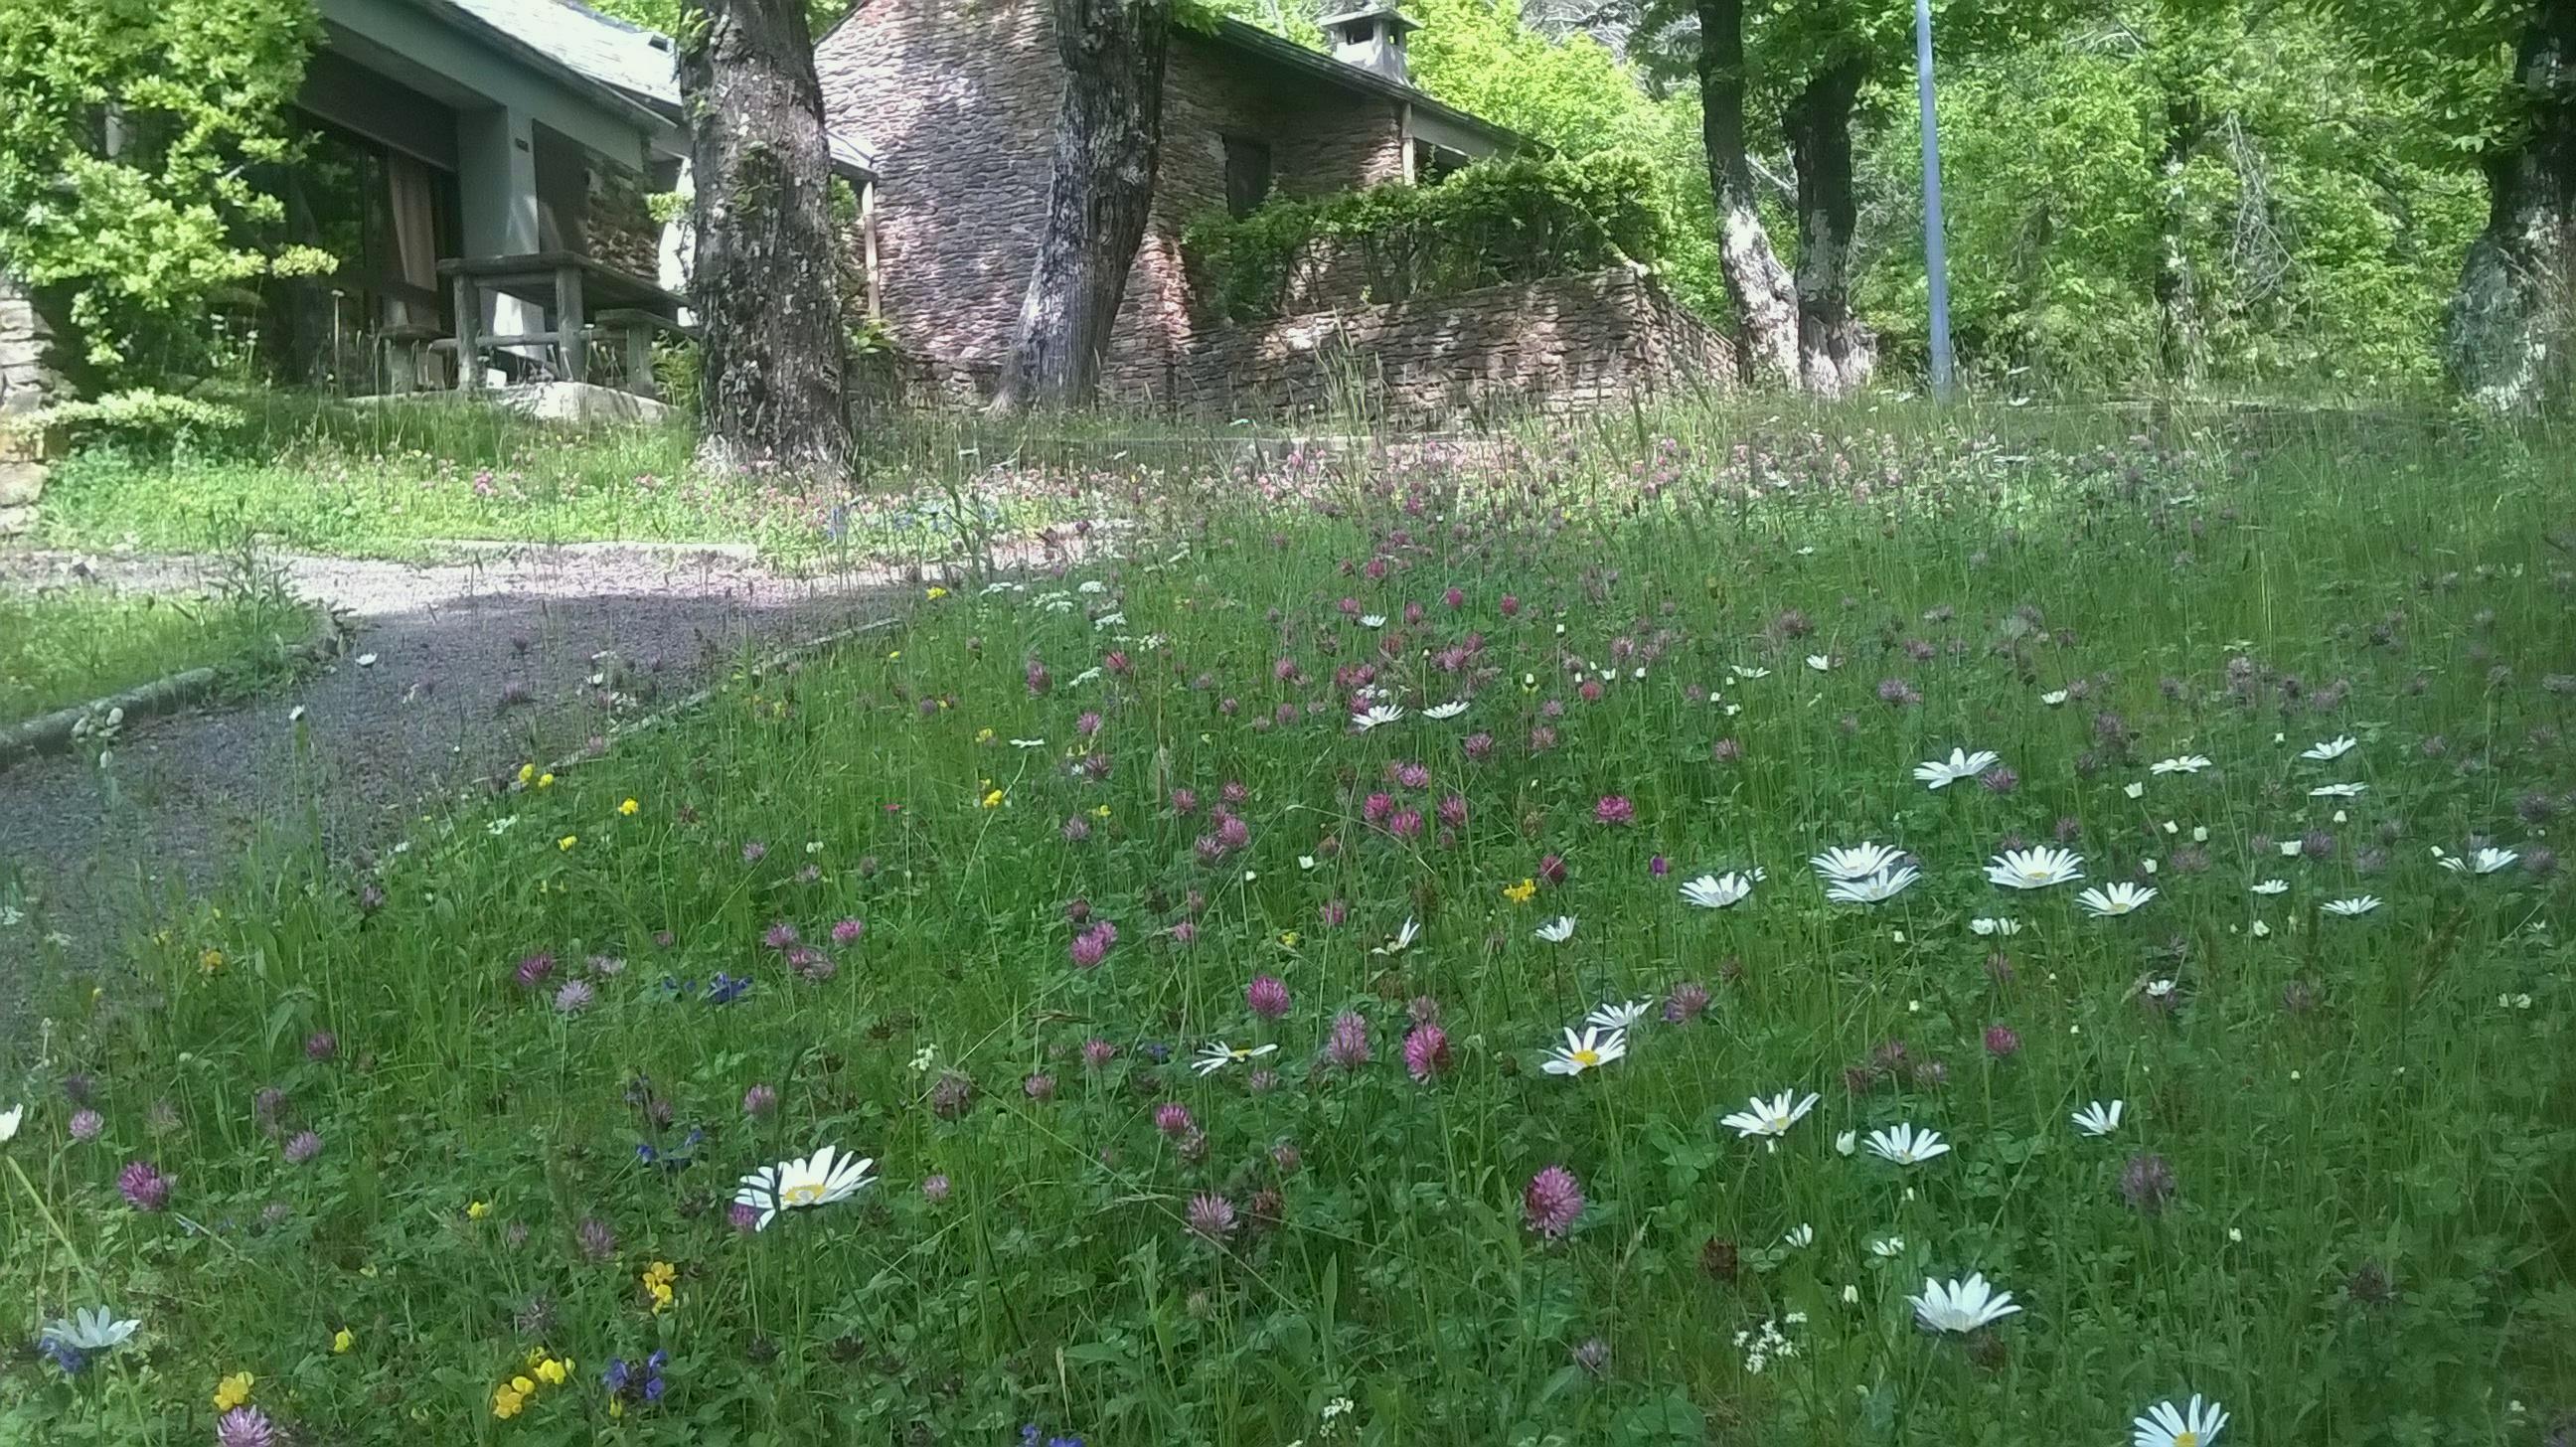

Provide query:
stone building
left=814, top=1, right=1524, bottom=406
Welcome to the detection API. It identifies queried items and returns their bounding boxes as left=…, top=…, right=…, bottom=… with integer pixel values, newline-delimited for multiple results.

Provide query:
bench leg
left=623, top=327, right=658, bottom=400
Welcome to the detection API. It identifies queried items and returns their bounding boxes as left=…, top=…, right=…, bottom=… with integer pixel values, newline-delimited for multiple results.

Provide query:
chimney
left=1320, top=6, right=1419, bottom=84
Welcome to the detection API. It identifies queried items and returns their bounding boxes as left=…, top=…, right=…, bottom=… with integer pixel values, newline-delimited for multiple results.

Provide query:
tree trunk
left=991, top=0, right=1174, bottom=414
left=1784, top=57, right=1873, bottom=397
left=2152, top=92, right=2206, bottom=385
left=678, top=0, right=851, bottom=475
left=1693, top=0, right=1798, bottom=388
left=2448, top=0, right=2576, bottom=410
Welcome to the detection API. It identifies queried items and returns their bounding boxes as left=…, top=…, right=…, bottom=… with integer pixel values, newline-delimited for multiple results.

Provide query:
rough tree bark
left=1692, top=0, right=1799, bottom=388
left=1784, top=57, right=1874, bottom=397
left=2152, top=92, right=2207, bottom=385
left=991, top=0, right=1174, bottom=414
left=678, top=0, right=851, bottom=475
left=2448, top=0, right=2576, bottom=409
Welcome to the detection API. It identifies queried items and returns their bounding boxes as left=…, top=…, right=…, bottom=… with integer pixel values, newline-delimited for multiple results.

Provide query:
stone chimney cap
left=1320, top=6, right=1421, bottom=35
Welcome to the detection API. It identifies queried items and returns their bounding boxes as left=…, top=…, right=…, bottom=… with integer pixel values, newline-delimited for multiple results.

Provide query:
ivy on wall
left=1182, top=152, right=1675, bottom=323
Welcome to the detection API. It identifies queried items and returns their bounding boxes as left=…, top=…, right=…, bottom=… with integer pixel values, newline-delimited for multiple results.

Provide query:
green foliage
left=14, top=390, right=250, bottom=457
left=1854, top=5, right=2486, bottom=394
left=0, top=0, right=327, bottom=378
left=1184, top=153, right=1676, bottom=322
left=1397, top=0, right=1734, bottom=322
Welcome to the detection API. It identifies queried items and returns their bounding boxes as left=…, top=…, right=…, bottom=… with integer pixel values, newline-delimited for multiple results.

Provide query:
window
left=1411, top=139, right=1470, bottom=186
left=1224, top=135, right=1274, bottom=219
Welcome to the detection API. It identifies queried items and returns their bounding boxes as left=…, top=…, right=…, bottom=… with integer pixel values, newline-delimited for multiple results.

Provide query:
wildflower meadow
left=6, top=410, right=2575, bottom=1444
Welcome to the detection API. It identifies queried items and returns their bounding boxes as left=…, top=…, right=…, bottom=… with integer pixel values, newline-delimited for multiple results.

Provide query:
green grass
left=26, top=389, right=1268, bottom=563
left=4, top=402, right=2572, bottom=1445
left=0, top=585, right=317, bottom=724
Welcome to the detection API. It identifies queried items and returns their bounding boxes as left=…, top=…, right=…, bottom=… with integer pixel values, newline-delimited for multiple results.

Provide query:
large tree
left=678, top=0, right=852, bottom=473
left=991, top=0, right=1177, bottom=413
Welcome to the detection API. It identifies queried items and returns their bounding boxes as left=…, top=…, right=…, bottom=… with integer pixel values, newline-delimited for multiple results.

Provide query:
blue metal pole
left=1914, top=0, right=1956, bottom=400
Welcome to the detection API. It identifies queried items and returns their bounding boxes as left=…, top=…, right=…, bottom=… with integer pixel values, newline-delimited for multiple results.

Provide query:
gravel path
left=0, top=544, right=914, bottom=1068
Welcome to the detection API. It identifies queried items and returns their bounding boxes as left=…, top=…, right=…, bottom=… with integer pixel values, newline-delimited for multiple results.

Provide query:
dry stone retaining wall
left=0, top=274, right=60, bottom=537
left=1151, top=265, right=1732, bottom=423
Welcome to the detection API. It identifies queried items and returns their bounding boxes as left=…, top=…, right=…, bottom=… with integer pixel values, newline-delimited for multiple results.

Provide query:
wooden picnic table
left=436, top=251, right=688, bottom=394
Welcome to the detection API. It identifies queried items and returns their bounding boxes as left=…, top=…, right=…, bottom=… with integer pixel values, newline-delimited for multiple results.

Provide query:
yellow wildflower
left=886, top=649, right=901, bottom=660
left=536, top=772, right=555, bottom=789
left=557, top=835, right=578, bottom=852
left=535, top=1357, right=569, bottom=1386
left=980, top=789, right=1005, bottom=809
left=332, top=1327, right=354, bottom=1354
left=198, top=947, right=225, bottom=975
left=975, top=727, right=995, bottom=743
left=213, top=1372, right=253, bottom=1410
left=517, top=763, right=535, bottom=785
left=492, top=1383, right=526, bottom=1419
left=466, top=1200, right=491, bottom=1220
left=1091, top=804, right=1111, bottom=819
left=642, top=1260, right=677, bottom=1314
left=1503, top=878, right=1538, bottom=905
left=618, top=798, right=639, bottom=816
left=925, top=585, right=948, bottom=600
left=1279, top=930, right=1301, bottom=947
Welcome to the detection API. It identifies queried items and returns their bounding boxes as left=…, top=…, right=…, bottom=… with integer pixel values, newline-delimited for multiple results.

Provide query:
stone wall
left=582, top=155, right=663, bottom=282
left=1154, top=265, right=1733, bottom=424
left=0, top=274, right=60, bottom=537
left=815, top=0, right=1405, bottom=404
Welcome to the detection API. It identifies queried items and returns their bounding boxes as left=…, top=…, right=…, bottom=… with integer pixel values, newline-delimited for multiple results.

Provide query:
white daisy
left=1719, top=1089, right=1821, bottom=1140
left=1805, top=654, right=1835, bottom=672
left=2070, top=1100, right=2125, bottom=1137
left=1584, top=999, right=1651, bottom=1031
left=1192, top=1041, right=1280, bottom=1076
left=40, top=1307, right=140, bottom=1354
left=1908, top=1274, right=2022, bottom=1333
left=2250, top=879, right=2289, bottom=894
left=1008, top=737, right=1047, bottom=748
left=1730, top=665, right=1771, bottom=680
left=1864, top=1123, right=1951, bottom=1165
left=2132, top=1394, right=2229, bottom=1447
left=1351, top=704, right=1405, bottom=731
left=1419, top=700, right=1470, bottom=721
left=1809, top=842, right=1905, bottom=883
left=2309, top=781, right=2366, bottom=798
left=0, top=1103, right=20, bottom=1144
left=1368, top=917, right=1421, bottom=955
left=1782, top=1223, right=1815, bottom=1248
left=2322, top=895, right=2381, bottom=917
left=1914, top=747, right=2001, bottom=789
left=733, top=1144, right=877, bottom=1230
left=1985, top=846, right=2085, bottom=889
left=1541, top=1025, right=1628, bottom=1076
left=2149, top=754, right=2213, bottom=775
left=1968, top=917, right=2022, bottom=936
left=1868, top=1236, right=1907, bottom=1257
left=1834, top=1130, right=1858, bottom=1156
left=2039, top=689, right=2070, bottom=707
left=2076, top=883, right=2160, bottom=917
left=1826, top=867, right=1921, bottom=904
left=2124, top=780, right=2147, bottom=799
left=1533, top=915, right=1577, bottom=943
left=1680, top=870, right=1763, bottom=909
left=1358, top=614, right=1386, bottom=628
left=2441, top=847, right=2519, bottom=876
left=2301, top=735, right=2356, bottom=761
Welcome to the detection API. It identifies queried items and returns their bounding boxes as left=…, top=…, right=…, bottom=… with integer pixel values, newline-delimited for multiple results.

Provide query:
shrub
left=1182, top=152, right=1676, bottom=323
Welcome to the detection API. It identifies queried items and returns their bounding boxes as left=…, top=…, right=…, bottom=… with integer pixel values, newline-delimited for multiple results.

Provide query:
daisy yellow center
left=2022, top=866, right=2046, bottom=880
left=2174, top=1434, right=2199, bottom=1447
left=1571, top=1048, right=1600, bottom=1066
left=782, top=1183, right=828, bottom=1206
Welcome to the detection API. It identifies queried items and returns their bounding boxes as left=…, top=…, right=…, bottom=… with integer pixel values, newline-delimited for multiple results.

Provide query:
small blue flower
left=706, top=973, right=752, bottom=1005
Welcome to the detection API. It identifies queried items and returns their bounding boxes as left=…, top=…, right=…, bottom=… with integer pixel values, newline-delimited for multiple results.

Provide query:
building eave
left=1207, top=18, right=1531, bottom=154
left=399, top=0, right=679, bottom=139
